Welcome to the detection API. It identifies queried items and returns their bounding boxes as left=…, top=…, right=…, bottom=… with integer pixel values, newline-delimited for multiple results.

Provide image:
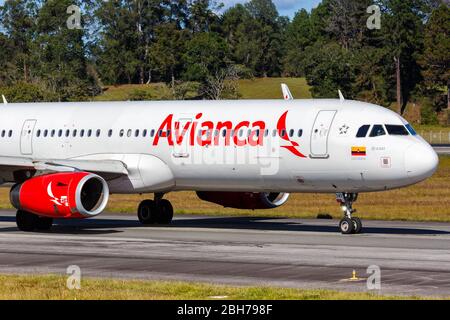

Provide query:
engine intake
left=10, top=172, right=109, bottom=218
left=196, top=192, right=289, bottom=210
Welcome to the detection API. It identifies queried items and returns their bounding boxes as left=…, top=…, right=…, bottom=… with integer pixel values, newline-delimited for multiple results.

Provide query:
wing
left=0, top=156, right=128, bottom=183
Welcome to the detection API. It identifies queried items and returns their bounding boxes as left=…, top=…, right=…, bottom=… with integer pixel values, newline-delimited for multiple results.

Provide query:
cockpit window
left=369, top=125, right=386, bottom=137
left=405, top=124, right=417, bottom=136
left=385, top=125, right=409, bottom=136
left=356, top=125, right=370, bottom=138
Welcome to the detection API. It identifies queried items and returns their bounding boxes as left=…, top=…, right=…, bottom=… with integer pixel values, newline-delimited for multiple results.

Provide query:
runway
left=1, top=211, right=450, bottom=297
left=433, top=145, right=450, bottom=155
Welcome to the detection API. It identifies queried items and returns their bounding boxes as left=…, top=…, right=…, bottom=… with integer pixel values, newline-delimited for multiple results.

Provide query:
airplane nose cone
left=405, top=142, right=439, bottom=180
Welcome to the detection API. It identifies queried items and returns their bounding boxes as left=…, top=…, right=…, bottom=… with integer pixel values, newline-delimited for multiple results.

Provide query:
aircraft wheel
left=351, top=217, right=363, bottom=234
left=339, top=217, right=354, bottom=235
left=138, top=200, right=158, bottom=224
left=157, top=199, right=173, bottom=224
left=36, top=217, right=54, bottom=231
left=16, top=210, right=38, bottom=232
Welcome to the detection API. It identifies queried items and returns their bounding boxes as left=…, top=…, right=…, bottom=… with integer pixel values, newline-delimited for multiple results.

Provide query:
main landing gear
left=16, top=210, right=53, bottom=232
left=336, top=193, right=362, bottom=235
left=137, top=193, right=174, bottom=225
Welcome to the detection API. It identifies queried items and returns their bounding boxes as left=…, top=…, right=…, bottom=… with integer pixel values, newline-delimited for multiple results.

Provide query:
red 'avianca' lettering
left=153, top=111, right=306, bottom=158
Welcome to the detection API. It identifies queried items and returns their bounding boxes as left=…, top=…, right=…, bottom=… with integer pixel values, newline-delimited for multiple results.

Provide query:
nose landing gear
left=336, top=193, right=362, bottom=234
left=137, top=193, right=174, bottom=225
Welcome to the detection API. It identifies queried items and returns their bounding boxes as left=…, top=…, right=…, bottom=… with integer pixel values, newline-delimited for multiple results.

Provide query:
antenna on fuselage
left=281, top=84, right=294, bottom=100
left=338, top=90, right=345, bottom=102
left=1, top=95, right=7, bottom=105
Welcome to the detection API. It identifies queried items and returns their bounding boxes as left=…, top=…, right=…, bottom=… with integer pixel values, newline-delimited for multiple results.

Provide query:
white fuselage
left=0, top=99, right=439, bottom=194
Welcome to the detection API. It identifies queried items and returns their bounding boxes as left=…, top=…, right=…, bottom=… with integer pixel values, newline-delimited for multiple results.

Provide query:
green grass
left=94, top=83, right=170, bottom=101
left=238, top=77, right=312, bottom=99
left=94, top=78, right=312, bottom=102
left=0, top=274, right=430, bottom=300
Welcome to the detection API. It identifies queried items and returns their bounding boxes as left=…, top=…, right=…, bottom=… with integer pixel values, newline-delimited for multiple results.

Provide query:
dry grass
left=0, top=274, right=428, bottom=300
left=1, top=157, right=447, bottom=222
left=105, top=156, right=450, bottom=222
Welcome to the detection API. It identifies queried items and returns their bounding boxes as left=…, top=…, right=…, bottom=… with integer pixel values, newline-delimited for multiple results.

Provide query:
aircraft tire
left=351, top=217, right=362, bottom=234
left=138, top=200, right=158, bottom=224
left=339, top=217, right=354, bottom=235
left=16, top=210, right=38, bottom=232
left=36, top=217, right=54, bottom=231
left=157, top=199, right=173, bottom=224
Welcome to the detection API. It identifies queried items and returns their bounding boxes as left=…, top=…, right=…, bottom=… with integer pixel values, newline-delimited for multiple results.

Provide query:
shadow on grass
left=0, top=214, right=449, bottom=236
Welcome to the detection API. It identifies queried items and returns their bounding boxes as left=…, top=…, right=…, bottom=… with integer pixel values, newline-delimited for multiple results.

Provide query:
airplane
left=0, top=86, right=438, bottom=234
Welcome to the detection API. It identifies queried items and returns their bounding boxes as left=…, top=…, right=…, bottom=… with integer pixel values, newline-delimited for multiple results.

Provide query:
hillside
left=94, top=78, right=312, bottom=101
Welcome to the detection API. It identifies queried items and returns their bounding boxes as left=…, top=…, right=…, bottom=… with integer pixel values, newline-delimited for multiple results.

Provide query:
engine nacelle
left=10, top=172, right=109, bottom=218
left=196, top=192, right=289, bottom=210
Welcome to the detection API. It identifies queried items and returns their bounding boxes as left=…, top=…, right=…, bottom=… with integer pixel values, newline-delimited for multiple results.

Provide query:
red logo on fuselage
left=153, top=111, right=306, bottom=158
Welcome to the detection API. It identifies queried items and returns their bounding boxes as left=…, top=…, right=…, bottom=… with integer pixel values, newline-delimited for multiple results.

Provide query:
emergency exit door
left=20, top=119, right=37, bottom=155
left=310, top=110, right=337, bottom=158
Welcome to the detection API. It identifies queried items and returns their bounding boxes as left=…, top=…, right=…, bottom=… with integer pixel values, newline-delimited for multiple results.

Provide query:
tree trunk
left=23, top=60, right=29, bottom=83
left=394, top=56, right=402, bottom=114
left=447, top=81, right=449, bottom=110
left=139, top=66, right=144, bottom=85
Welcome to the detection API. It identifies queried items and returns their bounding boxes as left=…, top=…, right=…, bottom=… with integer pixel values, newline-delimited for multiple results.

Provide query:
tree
left=182, top=32, right=230, bottom=82
left=149, top=23, right=189, bottom=86
left=326, top=0, right=373, bottom=50
left=283, top=9, right=312, bottom=76
left=32, top=0, right=100, bottom=101
left=377, top=0, right=425, bottom=114
left=303, top=41, right=356, bottom=98
left=187, top=0, right=222, bottom=33
left=203, top=65, right=241, bottom=100
left=222, top=4, right=261, bottom=76
left=0, top=0, right=37, bottom=83
left=421, top=4, right=450, bottom=110
left=243, top=0, right=285, bottom=77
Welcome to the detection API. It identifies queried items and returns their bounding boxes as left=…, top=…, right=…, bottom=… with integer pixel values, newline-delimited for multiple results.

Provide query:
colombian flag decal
left=352, top=146, right=367, bottom=157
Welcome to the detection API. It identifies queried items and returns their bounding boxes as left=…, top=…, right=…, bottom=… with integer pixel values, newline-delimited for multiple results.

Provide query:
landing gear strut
left=16, top=210, right=53, bottom=232
left=336, top=193, right=362, bottom=234
left=137, top=193, right=173, bottom=225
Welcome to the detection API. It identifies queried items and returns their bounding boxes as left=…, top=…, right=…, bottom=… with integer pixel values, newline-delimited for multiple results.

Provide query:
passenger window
left=289, top=129, right=294, bottom=137
left=356, top=125, right=370, bottom=138
left=51, top=130, right=55, bottom=137
left=88, top=129, right=92, bottom=137
left=44, top=130, right=48, bottom=137
left=143, top=130, right=147, bottom=137
left=298, top=129, right=303, bottom=137
left=65, top=130, right=70, bottom=137
left=119, top=129, right=124, bottom=137
left=96, top=129, right=101, bottom=137
left=108, top=129, right=113, bottom=137
left=385, top=125, right=409, bottom=136
left=150, top=129, right=155, bottom=137
left=135, top=130, right=139, bottom=137
left=36, top=130, right=41, bottom=137
left=369, top=125, right=386, bottom=137
left=73, top=130, right=77, bottom=137
left=1, top=130, right=5, bottom=138
left=80, top=129, right=85, bottom=137
left=8, top=130, right=12, bottom=137
left=58, top=130, right=63, bottom=137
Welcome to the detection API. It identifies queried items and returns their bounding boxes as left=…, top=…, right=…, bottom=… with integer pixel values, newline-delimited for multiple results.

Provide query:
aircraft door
left=20, top=119, right=37, bottom=155
left=310, top=110, right=337, bottom=158
left=173, top=118, right=191, bottom=158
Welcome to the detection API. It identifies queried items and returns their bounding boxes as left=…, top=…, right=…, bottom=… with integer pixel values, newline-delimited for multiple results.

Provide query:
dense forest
left=0, top=0, right=448, bottom=124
